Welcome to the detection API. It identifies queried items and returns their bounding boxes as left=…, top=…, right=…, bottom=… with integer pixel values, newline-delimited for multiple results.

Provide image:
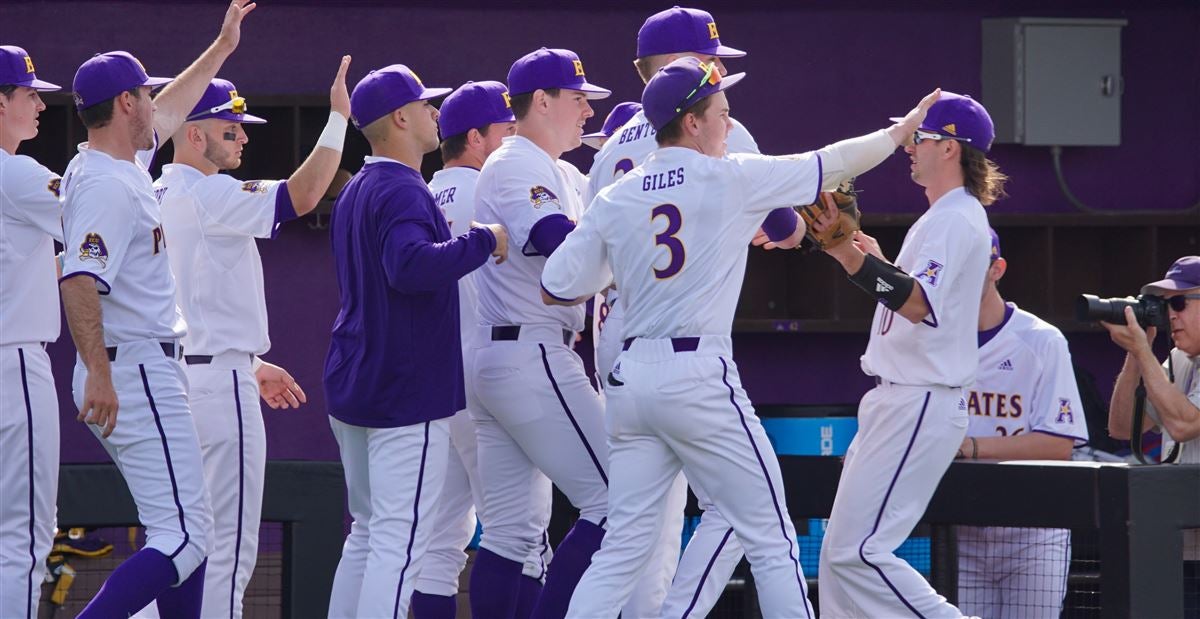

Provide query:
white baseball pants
left=469, top=325, right=609, bottom=564
left=819, top=382, right=967, bottom=619
left=567, top=337, right=814, bottom=618
left=957, top=526, right=1071, bottom=619
left=0, top=344, right=59, bottom=619
left=75, top=341, right=213, bottom=585
left=327, top=416, right=449, bottom=619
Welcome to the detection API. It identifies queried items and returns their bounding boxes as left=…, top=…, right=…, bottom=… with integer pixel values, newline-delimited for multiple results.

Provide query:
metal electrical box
left=982, top=17, right=1127, bottom=146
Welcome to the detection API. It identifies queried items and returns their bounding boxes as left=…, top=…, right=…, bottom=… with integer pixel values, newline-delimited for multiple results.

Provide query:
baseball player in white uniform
left=0, top=45, right=63, bottom=619
left=816, top=91, right=1000, bottom=618
left=413, top=79, right=554, bottom=619
left=584, top=9, right=802, bottom=615
left=467, top=48, right=612, bottom=619
left=955, top=229, right=1089, bottom=619
left=154, top=59, right=349, bottom=618
left=57, top=3, right=255, bottom=616
left=542, top=57, right=940, bottom=618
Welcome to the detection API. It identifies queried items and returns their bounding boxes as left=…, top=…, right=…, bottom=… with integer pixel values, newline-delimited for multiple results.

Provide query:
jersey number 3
left=652, top=203, right=685, bottom=279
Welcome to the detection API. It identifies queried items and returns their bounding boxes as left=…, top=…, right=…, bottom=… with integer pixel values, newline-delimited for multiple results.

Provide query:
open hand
left=330, top=55, right=352, bottom=120
left=216, top=0, right=258, bottom=52
left=257, top=361, right=307, bottom=409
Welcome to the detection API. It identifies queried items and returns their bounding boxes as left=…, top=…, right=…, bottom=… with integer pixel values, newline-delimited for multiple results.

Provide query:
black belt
left=184, top=353, right=253, bottom=365
left=491, top=326, right=572, bottom=346
left=106, top=341, right=181, bottom=362
left=622, top=336, right=701, bottom=352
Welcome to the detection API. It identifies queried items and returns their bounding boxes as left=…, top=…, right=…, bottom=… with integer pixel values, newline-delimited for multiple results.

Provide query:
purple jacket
left=323, top=159, right=496, bottom=427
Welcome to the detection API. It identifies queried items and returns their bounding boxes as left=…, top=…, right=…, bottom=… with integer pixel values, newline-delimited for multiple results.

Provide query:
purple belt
left=622, top=336, right=701, bottom=353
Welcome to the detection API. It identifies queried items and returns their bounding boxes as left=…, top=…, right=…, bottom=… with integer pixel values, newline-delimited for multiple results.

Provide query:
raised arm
left=282, top=55, right=351, bottom=216
left=153, top=0, right=257, bottom=139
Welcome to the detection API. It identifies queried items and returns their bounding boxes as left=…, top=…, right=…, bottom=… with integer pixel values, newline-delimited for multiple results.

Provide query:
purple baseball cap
left=507, top=48, right=611, bottom=100
left=185, top=79, right=266, bottom=124
left=583, top=101, right=642, bottom=149
left=0, top=46, right=60, bottom=91
left=438, top=81, right=516, bottom=140
left=988, top=227, right=1002, bottom=261
left=642, top=57, right=744, bottom=130
left=1142, top=256, right=1200, bottom=295
left=350, top=64, right=451, bottom=130
left=72, top=51, right=172, bottom=110
left=891, top=91, right=995, bottom=153
left=637, top=6, right=745, bottom=59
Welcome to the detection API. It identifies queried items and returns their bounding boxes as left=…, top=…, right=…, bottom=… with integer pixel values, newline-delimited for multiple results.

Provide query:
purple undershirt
left=526, top=213, right=576, bottom=257
left=761, top=207, right=799, bottom=242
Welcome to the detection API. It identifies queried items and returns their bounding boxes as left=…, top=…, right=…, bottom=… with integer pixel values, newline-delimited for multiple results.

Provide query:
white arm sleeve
left=814, top=129, right=897, bottom=190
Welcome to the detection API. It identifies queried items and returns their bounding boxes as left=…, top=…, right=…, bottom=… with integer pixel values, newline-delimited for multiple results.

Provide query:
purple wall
left=19, top=1, right=1197, bottom=462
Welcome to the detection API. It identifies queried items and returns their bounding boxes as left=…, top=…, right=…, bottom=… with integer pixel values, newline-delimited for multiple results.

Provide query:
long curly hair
left=961, top=147, right=1008, bottom=206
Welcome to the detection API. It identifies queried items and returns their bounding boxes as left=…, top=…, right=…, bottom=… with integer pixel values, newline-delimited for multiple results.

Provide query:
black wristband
left=847, top=253, right=915, bottom=311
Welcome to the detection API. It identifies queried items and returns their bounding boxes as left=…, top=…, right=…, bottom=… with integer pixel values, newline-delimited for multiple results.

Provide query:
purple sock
left=76, top=548, right=178, bottom=618
left=530, top=519, right=605, bottom=619
left=412, top=591, right=457, bottom=619
left=515, top=575, right=543, bottom=619
left=470, top=547, right=523, bottom=619
left=156, top=559, right=207, bottom=619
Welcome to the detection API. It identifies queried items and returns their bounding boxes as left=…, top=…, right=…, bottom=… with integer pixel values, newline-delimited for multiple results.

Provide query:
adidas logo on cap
left=875, top=279, right=894, bottom=293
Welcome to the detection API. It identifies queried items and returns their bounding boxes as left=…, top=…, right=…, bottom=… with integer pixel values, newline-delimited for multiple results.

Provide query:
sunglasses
left=188, top=96, right=247, bottom=120
left=1167, top=294, right=1200, bottom=312
left=912, top=129, right=972, bottom=145
left=674, top=62, right=721, bottom=114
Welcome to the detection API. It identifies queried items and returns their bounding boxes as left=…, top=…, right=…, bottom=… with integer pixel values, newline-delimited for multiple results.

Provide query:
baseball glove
left=797, top=179, right=860, bottom=251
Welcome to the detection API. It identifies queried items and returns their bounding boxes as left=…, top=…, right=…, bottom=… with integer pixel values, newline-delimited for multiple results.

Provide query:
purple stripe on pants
left=393, top=421, right=431, bottom=618
left=139, top=364, right=191, bottom=560
left=19, top=349, right=35, bottom=619
left=856, top=390, right=931, bottom=619
left=538, top=344, right=608, bottom=486
left=681, top=526, right=734, bottom=618
left=230, top=369, right=246, bottom=617
left=719, top=357, right=811, bottom=618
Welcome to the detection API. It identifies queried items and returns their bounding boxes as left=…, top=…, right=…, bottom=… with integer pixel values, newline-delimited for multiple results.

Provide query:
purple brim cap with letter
left=582, top=101, right=642, bottom=149
left=350, top=64, right=452, bottom=130
left=1142, top=256, right=1200, bottom=295
left=186, top=78, right=267, bottom=124
left=637, top=6, right=746, bottom=59
left=73, top=51, right=172, bottom=110
left=642, top=56, right=744, bottom=130
left=0, top=45, right=60, bottom=91
left=507, top=48, right=611, bottom=100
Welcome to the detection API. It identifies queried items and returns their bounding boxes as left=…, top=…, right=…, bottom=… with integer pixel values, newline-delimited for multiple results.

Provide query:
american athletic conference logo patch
left=1056, top=398, right=1074, bottom=423
left=529, top=185, right=559, bottom=209
left=915, top=259, right=944, bottom=286
left=79, top=232, right=109, bottom=267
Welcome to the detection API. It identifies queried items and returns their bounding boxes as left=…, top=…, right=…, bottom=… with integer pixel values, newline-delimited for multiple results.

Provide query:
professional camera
left=1075, top=294, right=1170, bottom=330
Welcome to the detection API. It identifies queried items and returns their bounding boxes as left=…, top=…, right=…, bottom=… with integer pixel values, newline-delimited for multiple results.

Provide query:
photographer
left=1103, top=255, right=1199, bottom=617
left=1104, top=256, right=1200, bottom=458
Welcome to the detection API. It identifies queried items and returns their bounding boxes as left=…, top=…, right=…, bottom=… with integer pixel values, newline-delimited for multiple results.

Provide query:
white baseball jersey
left=60, top=141, right=186, bottom=345
left=429, top=165, right=483, bottom=350
left=474, top=135, right=589, bottom=331
left=588, top=110, right=759, bottom=202
left=967, top=303, right=1089, bottom=444
left=157, top=164, right=287, bottom=356
left=0, top=149, right=63, bottom=345
left=861, top=186, right=991, bottom=387
left=542, top=147, right=821, bottom=334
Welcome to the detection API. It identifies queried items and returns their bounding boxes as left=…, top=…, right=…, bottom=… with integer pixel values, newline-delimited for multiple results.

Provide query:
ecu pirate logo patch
left=47, top=177, right=61, bottom=198
left=79, top=232, right=109, bottom=268
left=915, top=259, right=944, bottom=287
left=529, top=185, right=559, bottom=209
left=241, top=180, right=269, bottom=194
